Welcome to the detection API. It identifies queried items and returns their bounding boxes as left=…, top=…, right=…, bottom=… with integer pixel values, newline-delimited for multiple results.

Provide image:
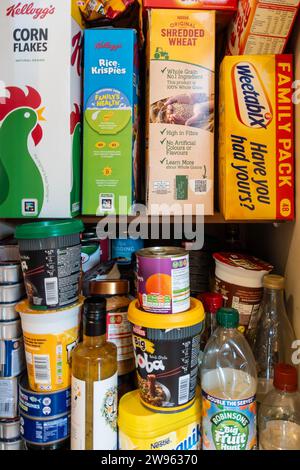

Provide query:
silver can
left=0, top=319, right=22, bottom=340
left=0, top=283, right=25, bottom=303
left=0, top=321, right=25, bottom=378
left=0, top=241, right=20, bottom=263
left=0, top=375, right=20, bottom=419
left=0, top=262, right=22, bottom=284
left=0, top=302, right=19, bottom=321
left=0, top=418, right=20, bottom=440
left=0, top=438, right=24, bottom=450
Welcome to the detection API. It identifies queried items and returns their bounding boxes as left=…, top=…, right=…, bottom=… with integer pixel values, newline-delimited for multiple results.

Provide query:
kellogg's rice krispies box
left=219, top=55, right=294, bottom=221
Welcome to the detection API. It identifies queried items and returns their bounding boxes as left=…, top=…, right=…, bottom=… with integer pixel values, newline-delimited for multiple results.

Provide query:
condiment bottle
left=259, top=363, right=300, bottom=450
left=197, top=292, right=223, bottom=350
left=201, top=307, right=257, bottom=450
left=71, top=296, right=118, bottom=450
left=252, top=274, right=296, bottom=404
left=89, top=279, right=135, bottom=376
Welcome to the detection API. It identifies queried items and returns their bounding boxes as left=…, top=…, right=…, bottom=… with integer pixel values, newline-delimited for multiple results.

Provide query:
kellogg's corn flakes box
left=0, top=1, right=83, bottom=218
left=219, top=55, right=294, bottom=221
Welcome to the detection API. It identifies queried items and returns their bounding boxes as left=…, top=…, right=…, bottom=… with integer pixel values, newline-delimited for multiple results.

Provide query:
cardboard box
left=0, top=1, right=83, bottom=218
left=219, top=55, right=294, bottom=220
left=82, top=29, right=139, bottom=216
left=227, top=0, right=300, bottom=55
left=146, top=9, right=215, bottom=216
left=143, top=0, right=237, bottom=10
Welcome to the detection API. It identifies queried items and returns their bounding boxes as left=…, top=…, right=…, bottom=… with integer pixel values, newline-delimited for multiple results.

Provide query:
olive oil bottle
left=71, top=297, right=118, bottom=450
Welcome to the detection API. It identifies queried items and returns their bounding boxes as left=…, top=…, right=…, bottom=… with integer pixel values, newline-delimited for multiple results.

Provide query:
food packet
left=80, top=0, right=135, bottom=21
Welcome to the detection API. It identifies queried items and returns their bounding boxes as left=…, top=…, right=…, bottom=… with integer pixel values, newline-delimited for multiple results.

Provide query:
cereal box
left=146, top=9, right=215, bottom=216
left=82, top=29, right=139, bottom=216
left=227, top=0, right=300, bottom=55
left=0, top=1, right=83, bottom=218
left=219, top=55, right=294, bottom=221
left=143, top=0, right=237, bottom=10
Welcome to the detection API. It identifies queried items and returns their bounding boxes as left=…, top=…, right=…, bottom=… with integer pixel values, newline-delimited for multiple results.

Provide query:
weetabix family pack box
left=82, top=29, right=139, bottom=216
left=219, top=55, right=294, bottom=221
left=146, top=9, right=215, bottom=216
left=227, top=0, right=300, bottom=55
left=0, top=1, right=83, bottom=218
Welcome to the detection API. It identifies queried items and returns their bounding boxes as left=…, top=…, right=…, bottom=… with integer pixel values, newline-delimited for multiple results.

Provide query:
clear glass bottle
left=71, top=296, right=118, bottom=450
left=252, top=274, right=296, bottom=404
left=201, top=308, right=257, bottom=450
left=259, top=363, right=300, bottom=450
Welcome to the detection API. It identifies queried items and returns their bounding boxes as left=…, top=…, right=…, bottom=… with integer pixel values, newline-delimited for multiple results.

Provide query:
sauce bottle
left=201, top=307, right=257, bottom=450
left=259, top=363, right=300, bottom=450
left=71, top=297, right=118, bottom=450
left=198, top=292, right=223, bottom=350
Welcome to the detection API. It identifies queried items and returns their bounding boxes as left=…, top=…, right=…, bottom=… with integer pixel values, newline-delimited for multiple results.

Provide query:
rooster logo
left=0, top=86, right=45, bottom=217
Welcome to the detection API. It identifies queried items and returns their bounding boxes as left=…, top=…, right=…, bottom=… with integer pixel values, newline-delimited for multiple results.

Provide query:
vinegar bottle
left=71, top=297, right=118, bottom=450
left=201, top=307, right=257, bottom=450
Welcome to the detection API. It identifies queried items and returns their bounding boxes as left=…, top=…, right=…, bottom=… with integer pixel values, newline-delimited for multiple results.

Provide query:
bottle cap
left=90, top=279, right=129, bottom=296
left=83, top=296, right=107, bottom=337
left=273, top=363, right=298, bottom=392
left=216, top=307, right=239, bottom=328
left=263, top=274, right=285, bottom=290
left=197, top=292, right=223, bottom=315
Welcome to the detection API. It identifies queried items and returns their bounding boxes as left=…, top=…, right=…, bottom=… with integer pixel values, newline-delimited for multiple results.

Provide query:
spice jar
left=89, top=280, right=135, bottom=376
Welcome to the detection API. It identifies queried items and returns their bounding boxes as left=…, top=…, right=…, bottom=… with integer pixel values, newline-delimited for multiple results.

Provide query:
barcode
left=178, top=374, right=190, bottom=405
left=33, top=354, right=51, bottom=384
left=0, top=402, right=14, bottom=415
left=44, top=277, right=58, bottom=305
left=194, top=179, right=207, bottom=193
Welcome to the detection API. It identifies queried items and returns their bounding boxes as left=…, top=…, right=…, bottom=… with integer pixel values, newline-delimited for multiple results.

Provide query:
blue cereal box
left=82, top=29, right=139, bottom=216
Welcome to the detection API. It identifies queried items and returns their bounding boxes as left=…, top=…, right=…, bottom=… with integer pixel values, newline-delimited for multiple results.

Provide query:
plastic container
left=17, top=297, right=83, bottom=392
left=201, top=307, right=257, bottom=450
left=119, top=388, right=202, bottom=450
left=15, top=220, right=83, bottom=310
left=259, top=363, right=300, bottom=450
left=213, top=252, right=273, bottom=333
left=0, top=319, right=25, bottom=378
left=136, top=247, right=190, bottom=314
left=128, top=298, right=204, bottom=413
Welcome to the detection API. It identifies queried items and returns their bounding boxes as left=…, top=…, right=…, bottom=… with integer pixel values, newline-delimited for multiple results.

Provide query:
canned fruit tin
left=17, top=298, right=82, bottom=392
left=0, top=262, right=22, bottom=284
left=0, top=438, right=24, bottom=450
left=0, top=337, right=25, bottom=378
left=19, top=376, right=71, bottom=419
left=0, top=302, right=20, bottom=321
left=128, top=298, right=204, bottom=413
left=0, top=375, right=20, bottom=419
left=136, top=247, right=190, bottom=314
left=15, top=220, right=83, bottom=310
left=118, top=388, right=202, bottom=450
left=20, top=412, right=70, bottom=446
left=0, top=418, right=20, bottom=440
left=0, top=283, right=25, bottom=304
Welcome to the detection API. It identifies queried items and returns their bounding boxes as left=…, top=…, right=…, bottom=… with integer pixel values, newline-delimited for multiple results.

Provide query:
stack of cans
left=0, top=254, right=26, bottom=450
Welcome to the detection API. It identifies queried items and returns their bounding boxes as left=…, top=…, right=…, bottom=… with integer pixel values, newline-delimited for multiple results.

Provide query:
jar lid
left=274, top=363, right=298, bottom=392
left=15, top=220, right=84, bottom=239
left=263, top=274, right=285, bottom=290
left=90, top=279, right=129, bottom=296
left=197, top=292, right=223, bottom=314
left=217, top=307, right=239, bottom=328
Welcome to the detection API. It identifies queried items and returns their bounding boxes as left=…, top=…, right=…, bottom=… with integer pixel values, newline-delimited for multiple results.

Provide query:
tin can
left=19, top=376, right=71, bottom=419
left=0, top=417, right=20, bottom=440
left=0, top=283, right=25, bottom=304
left=20, top=411, right=70, bottom=448
left=0, top=239, right=20, bottom=263
left=136, top=247, right=190, bottom=314
left=0, top=438, right=24, bottom=450
left=0, top=375, right=20, bottom=419
left=0, top=320, right=25, bottom=378
left=0, top=302, right=20, bottom=321
left=0, top=262, right=22, bottom=284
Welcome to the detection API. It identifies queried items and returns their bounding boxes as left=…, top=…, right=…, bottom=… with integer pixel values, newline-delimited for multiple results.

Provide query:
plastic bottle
left=71, top=296, right=118, bottom=450
left=198, top=292, right=223, bottom=350
left=259, top=363, right=300, bottom=450
left=201, top=307, right=257, bottom=450
left=252, top=274, right=296, bottom=404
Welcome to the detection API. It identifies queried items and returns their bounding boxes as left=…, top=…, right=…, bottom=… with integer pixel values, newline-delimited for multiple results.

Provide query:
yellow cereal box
left=146, top=9, right=215, bottom=216
left=219, top=55, right=294, bottom=221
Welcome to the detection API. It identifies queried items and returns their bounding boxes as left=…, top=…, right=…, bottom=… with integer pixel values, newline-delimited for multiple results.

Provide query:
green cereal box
left=82, top=29, right=139, bottom=215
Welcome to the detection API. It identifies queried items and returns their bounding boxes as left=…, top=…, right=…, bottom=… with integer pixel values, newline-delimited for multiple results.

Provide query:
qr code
left=99, top=194, right=114, bottom=212
left=194, top=179, right=207, bottom=193
left=22, top=199, right=38, bottom=216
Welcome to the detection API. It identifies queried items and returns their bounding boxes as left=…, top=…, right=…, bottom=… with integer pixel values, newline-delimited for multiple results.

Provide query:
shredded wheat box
left=146, top=9, right=215, bottom=216
left=226, top=0, right=300, bottom=55
left=219, top=55, right=294, bottom=221
left=0, top=1, right=83, bottom=218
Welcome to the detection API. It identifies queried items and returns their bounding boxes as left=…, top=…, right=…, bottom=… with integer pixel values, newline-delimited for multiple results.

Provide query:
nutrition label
left=171, top=255, right=190, bottom=314
left=107, top=311, right=134, bottom=361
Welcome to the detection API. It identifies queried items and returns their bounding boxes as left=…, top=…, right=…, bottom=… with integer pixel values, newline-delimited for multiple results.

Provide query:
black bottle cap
left=83, top=296, right=107, bottom=337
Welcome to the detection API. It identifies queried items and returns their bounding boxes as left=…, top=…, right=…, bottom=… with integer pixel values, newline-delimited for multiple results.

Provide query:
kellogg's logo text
left=6, top=2, right=55, bottom=20
left=233, top=62, right=273, bottom=129
left=95, top=42, right=122, bottom=52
